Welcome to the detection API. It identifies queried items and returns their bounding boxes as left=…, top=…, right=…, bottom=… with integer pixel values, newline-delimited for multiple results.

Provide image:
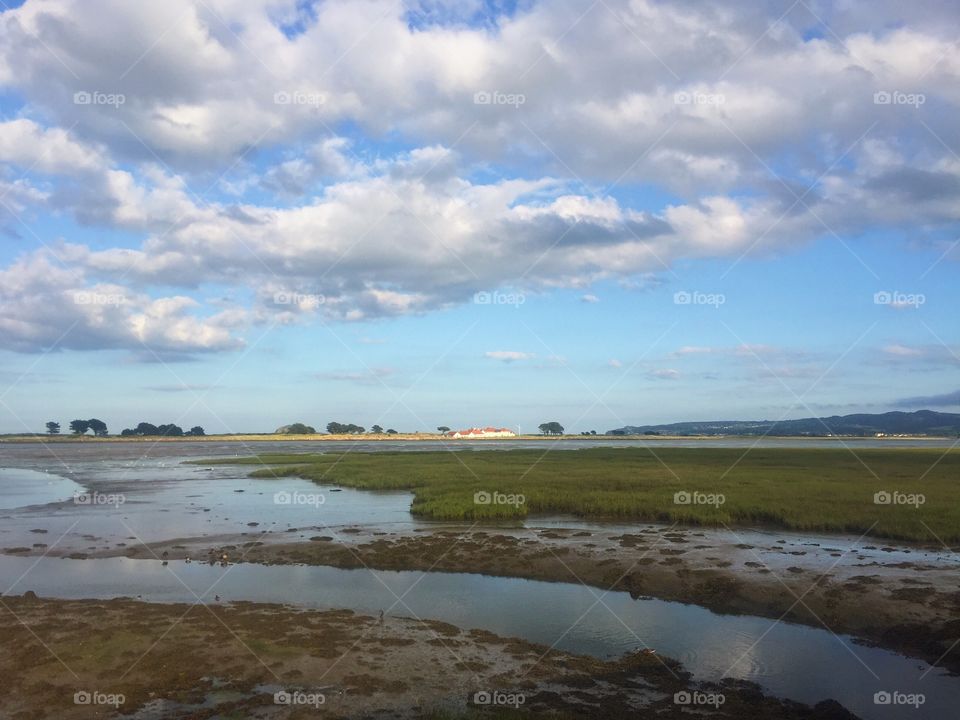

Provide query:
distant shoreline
left=0, top=433, right=951, bottom=443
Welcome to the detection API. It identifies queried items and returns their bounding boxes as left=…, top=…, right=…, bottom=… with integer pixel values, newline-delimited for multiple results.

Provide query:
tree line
left=44, top=420, right=204, bottom=437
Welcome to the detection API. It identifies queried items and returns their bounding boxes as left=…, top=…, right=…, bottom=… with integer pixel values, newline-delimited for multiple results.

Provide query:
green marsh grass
left=201, top=447, right=960, bottom=543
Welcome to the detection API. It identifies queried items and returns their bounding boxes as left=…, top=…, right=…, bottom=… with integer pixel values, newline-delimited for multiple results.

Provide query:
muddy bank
left=112, top=524, right=960, bottom=676
left=0, top=595, right=860, bottom=719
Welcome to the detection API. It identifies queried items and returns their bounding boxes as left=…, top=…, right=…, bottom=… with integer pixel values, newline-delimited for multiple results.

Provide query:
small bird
left=214, top=594, right=221, bottom=602
left=378, top=609, right=384, bottom=625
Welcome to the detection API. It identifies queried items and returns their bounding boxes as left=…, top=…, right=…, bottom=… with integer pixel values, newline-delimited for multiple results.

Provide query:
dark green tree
left=69, top=419, right=90, bottom=435
left=45, top=421, right=60, bottom=435
left=538, top=421, right=564, bottom=435
left=386, top=428, right=398, bottom=434
left=87, top=418, right=108, bottom=437
left=187, top=426, right=206, bottom=436
left=370, top=425, right=384, bottom=434
left=281, top=423, right=315, bottom=434
left=437, top=426, right=450, bottom=433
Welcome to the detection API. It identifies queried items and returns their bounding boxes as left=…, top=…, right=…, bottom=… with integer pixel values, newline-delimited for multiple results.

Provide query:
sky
left=0, top=0, right=957, bottom=434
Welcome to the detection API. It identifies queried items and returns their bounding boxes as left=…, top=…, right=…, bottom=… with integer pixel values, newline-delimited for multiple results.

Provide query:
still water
left=0, top=555, right=953, bottom=720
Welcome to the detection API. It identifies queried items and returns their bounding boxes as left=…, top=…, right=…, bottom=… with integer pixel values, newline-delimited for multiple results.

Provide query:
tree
left=327, top=422, right=365, bottom=434
left=134, top=422, right=159, bottom=436
left=69, top=419, right=90, bottom=435
left=386, top=428, right=398, bottom=434
left=370, top=425, right=384, bottom=434
left=157, top=423, right=184, bottom=436
left=87, top=418, right=108, bottom=437
left=278, top=423, right=315, bottom=434
left=437, top=426, right=450, bottom=433
left=538, top=421, right=564, bottom=435
left=45, top=421, right=60, bottom=435
left=187, top=426, right=206, bottom=436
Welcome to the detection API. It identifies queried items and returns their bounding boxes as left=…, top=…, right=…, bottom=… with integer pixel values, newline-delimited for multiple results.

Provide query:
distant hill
left=608, top=410, right=960, bottom=437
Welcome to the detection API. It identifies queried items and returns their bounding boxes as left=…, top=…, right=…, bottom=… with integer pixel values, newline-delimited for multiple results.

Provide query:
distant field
left=204, top=447, right=960, bottom=543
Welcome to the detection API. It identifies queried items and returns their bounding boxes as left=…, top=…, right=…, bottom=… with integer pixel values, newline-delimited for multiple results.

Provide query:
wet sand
left=0, top=595, right=858, bottom=719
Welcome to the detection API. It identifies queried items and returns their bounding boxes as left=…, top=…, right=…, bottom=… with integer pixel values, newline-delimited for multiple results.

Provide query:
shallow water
left=0, top=468, right=86, bottom=510
left=0, top=555, right=953, bottom=720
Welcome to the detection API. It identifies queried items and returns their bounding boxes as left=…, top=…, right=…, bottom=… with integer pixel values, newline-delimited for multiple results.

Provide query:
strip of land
left=0, top=595, right=858, bottom=719
left=211, top=447, right=960, bottom=543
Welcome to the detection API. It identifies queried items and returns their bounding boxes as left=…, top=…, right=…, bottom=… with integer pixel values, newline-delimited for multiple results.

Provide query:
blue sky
left=0, top=0, right=957, bottom=434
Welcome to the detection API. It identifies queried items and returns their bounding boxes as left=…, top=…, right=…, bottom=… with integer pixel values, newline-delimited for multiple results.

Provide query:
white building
left=446, top=426, right=517, bottom=439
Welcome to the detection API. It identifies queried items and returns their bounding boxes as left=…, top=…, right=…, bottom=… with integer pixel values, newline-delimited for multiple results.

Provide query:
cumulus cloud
left=0, top=0, right=958, bottom=356
left=0, top=251, right=245, bottom=357
left=485, top=351, right=534, bottom=362
left=650, top=368, right=681, bottom=380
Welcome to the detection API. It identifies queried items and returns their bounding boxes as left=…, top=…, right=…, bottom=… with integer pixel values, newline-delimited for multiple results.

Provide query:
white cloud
left=485, top=351, right=534, bottom=362
left=650, top=368, right=681, bottom=380
left=1, top=0, right=959, bottom=355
